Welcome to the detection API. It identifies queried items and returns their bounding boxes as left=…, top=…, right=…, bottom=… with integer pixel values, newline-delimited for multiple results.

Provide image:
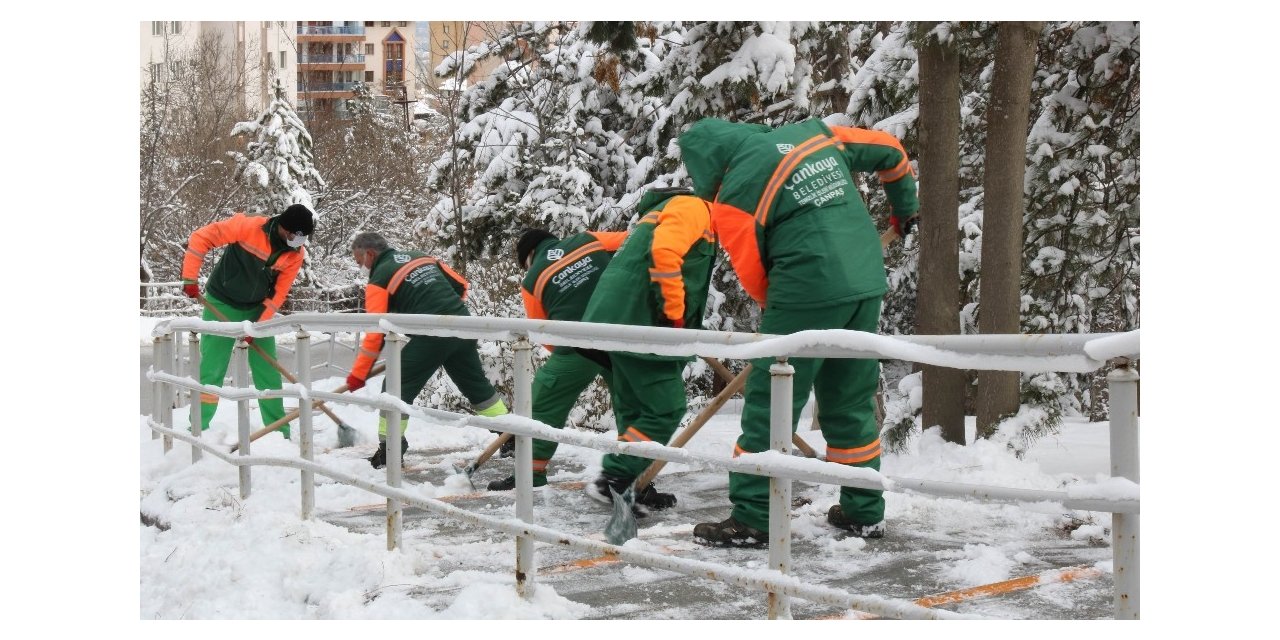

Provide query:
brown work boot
left=692, top=516, right=767, bottom=548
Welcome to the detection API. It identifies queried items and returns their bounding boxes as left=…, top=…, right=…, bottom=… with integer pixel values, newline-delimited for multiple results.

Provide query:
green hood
left=635, top=186, right=693, bottom=214
left=678, top=118, right=770, bottom=200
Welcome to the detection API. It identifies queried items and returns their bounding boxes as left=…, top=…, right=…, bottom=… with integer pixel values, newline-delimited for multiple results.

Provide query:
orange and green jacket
left=581, top=189, right=717, bottom=360
left=350, top=247, right=470, bottom=380
left=679, top=117, right=920, bottom=309
left=181, top=213, right=305, bottom=320
left=521, top=231, right=628, bottom=322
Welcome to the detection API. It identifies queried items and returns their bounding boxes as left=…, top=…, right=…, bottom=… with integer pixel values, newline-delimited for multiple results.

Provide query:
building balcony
left=297, top=25, right=365, bottom=36
left=299, top=53, right=366, bottom=65
left=298, top=82, right=359, bottom=98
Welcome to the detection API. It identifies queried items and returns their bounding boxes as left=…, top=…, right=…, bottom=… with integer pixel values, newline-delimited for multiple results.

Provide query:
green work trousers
left=528, top=348, right=614, bottom=474
left=600, top=353, right=688, bottom=480
left=198, top=294, right=288, bottom=437
left=376, top=334, right=500, bottom=439
left=730, top=296, right=885, bottom=531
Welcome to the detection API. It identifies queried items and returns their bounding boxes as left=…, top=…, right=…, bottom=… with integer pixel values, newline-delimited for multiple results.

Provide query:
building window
left=150, top=62, right=164, bottom=82
left=280, top=51, right=287, bottom=68
left=365, top=70, right=374, bottom=82
left=170, top=60, right=184, bottom=80
left=365, top=43, right=374, bottom=55
left=399, top=22, right=407, bottom=27
left=381, top=21, right=390, bottom=27
left=171, top=21, right=182, bottom=34
left=364, top=21, right=374, bottom=27
left=152, top=21, right=164, bottom=36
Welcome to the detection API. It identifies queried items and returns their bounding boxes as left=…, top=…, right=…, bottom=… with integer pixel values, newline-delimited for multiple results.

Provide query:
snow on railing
left=146, top=314, right=1141, bottom=619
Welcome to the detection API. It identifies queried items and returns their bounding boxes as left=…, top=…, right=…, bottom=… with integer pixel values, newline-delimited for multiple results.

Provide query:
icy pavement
left=140, top=384, right=1121, bottom=620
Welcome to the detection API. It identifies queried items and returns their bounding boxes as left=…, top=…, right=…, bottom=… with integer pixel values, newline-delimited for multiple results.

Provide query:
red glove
left=241, top=336, right=255, bottom=346
left=346, top=374, right=366, bottom=392
left=888, top=214, right=919, bottom=236
left=664, top=317, right=685, bottom=329
left=183, top=283, right=200, bottom=298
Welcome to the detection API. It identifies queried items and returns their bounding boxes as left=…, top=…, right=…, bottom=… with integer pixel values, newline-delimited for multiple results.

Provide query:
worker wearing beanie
left=181, top=203, right=315, bottom=439
left=485, top=227, right=628, bottom=491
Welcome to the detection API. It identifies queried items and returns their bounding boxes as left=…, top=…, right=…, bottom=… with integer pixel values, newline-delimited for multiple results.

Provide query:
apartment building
left=140, top=21, right=297, bottom=113
left=142, top=21, right=417, bottom=120
left=296, top=21, right=418, bottom=119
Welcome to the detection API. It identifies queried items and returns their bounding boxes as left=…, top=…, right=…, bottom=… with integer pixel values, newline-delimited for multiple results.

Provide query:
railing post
left=297, top=330, right=315, bottom=520
left=173, top=331, right=186, bottom=408
left=150, top=337, right=162, bottom=441
left=1108, top=358, right=1140, bottom=619
left=384, top=332, right=405, bottom=551
left=767, top=357, right=794, bottom=620
left=188, top=332, right=202, bottom=464
left=513, top=337, right=536, bottom=598
left=235, top=339, right=252, bottom=499
left=159, top=333, right=174, bottom=453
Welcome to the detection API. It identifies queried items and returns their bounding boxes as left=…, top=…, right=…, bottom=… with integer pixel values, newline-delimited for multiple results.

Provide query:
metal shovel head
left=451, top=462, right=479, bottom=490
left=337, top=423, right=358, bottom=448
left=605, top=486, right=638, bottom=545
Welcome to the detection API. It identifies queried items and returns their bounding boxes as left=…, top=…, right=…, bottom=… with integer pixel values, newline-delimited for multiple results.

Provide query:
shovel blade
left=337, top=423, right=357, bottom=448
left=604, top=486, right=638, bottom=545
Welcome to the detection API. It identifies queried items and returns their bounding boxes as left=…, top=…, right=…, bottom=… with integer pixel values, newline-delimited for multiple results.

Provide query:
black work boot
left=486, top=473, right=548, bottom=491
left=634, top=482, right=677, bottom=510
left=585, top=473, right=632, bottom=505
left=368, top=436, right=410, bottom=469
left=498, top=436, right=516, bottom=459
left=693, top=516, right=768, bottom=548
left=826, top=505, right=886, bottom=538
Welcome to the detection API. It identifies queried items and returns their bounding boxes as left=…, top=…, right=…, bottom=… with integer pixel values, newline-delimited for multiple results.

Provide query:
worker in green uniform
left=580, top=187, right=717, bottom=515
left=485, top=228, right=629, bottom=491
left=678, top=117, right=920, bottom=546
left=181, top=204, right=314, bottom=439
left=347, top=232, right=509, bottom=468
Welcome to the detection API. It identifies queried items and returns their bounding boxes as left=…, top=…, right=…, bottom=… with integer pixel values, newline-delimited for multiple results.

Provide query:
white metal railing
left=146, top=313, right=1140, bottom=620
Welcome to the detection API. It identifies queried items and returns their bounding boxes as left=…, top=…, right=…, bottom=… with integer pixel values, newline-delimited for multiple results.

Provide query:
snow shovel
left=229, top=363, right=385, bottom=453
left=704, top=357, right=818, bottom=459
left=200, top=294, right=359, bottom=447
left=606, top=363, right=751, bottom=545
left=454, top=431, right=513, bottom=490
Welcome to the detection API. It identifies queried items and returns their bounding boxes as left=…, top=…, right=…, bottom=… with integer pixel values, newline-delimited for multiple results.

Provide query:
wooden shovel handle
left=229, top=363, right=385, bottom=452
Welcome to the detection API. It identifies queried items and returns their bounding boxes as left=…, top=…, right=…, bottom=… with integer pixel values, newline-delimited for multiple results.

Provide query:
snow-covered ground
left=139, top=308, right=1132, bottom=622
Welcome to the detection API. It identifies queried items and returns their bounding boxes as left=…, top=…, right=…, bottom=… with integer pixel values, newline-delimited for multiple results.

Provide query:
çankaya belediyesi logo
left=776, top=143, right=794, bottom=154
left=547, top=248, right=565, bottom=261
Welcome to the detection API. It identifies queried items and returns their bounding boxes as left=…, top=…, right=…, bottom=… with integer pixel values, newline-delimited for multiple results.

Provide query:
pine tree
left=230, top=78, right=327, bottom=215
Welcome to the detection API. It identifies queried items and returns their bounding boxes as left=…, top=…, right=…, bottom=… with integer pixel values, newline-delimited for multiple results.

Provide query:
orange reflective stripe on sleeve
left=532, top=459, right=550, bottom=473
left=755, top=134, right=837, bottom=226
left=826, top=438, right=882, bottom=464
left=650, top=196, right=711, bottom=322
left=830, top=125, right=913, bottom=179
left=352, top=333, right=384, bottom=379
left=200, top=392, right=219, bottom=404
left=587, top=231, right=627, bottom=252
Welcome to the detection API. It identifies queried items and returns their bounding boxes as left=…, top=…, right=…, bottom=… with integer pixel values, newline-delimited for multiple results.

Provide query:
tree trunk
left=976, top=21, right=1043, bottom=439
left=915, top=22, right=967, bottom=444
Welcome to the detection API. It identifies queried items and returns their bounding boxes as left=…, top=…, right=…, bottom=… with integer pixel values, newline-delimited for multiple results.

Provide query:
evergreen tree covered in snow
left=230, top=78, right=327, bottom=215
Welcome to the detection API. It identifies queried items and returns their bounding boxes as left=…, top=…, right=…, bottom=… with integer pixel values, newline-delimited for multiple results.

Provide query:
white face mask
left=286, top=233, right=308, bottom=248
left=359, top=264, right=370, bottom=278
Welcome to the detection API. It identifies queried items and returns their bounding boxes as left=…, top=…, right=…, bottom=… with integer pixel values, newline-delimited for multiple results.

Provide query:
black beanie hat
left=278, top=204, right=315, bottom=235
left=516, top=228, right=557, bottom=267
